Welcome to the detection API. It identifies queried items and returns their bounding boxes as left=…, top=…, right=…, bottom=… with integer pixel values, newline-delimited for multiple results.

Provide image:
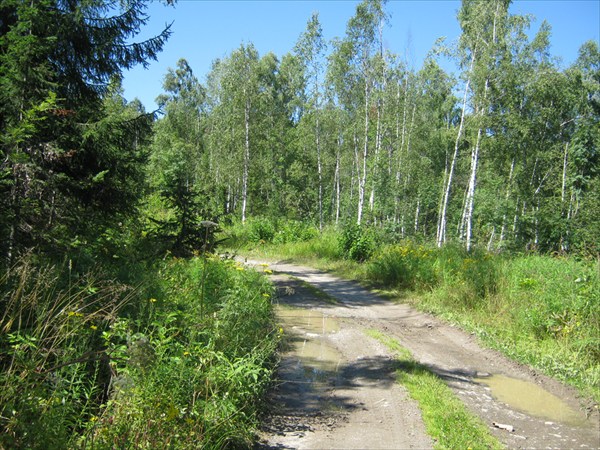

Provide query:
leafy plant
left=339, top=224, right=376, bottom=262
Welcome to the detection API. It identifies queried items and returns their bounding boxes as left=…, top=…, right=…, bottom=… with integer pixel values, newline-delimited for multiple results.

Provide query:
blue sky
left=122, top=0, right=600, bottom=111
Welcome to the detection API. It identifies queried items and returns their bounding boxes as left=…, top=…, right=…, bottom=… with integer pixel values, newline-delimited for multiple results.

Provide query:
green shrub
left=247, top=217, right=276, bottom=243
left=367, top=242, right=437, bottom=289
left=433, top=244, right=499, bottom=307
left=273, top=220, right=318, bottom=245
left=91, top=256, right=278, bottom=449
left=339, top=224, right=376, bottom=262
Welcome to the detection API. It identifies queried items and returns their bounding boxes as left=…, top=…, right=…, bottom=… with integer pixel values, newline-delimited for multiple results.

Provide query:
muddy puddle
left=475, top=374, right=587, bottom=426
left=276, top=306, right=343, bottom=383
left=276, top=306, right=340, bottom=334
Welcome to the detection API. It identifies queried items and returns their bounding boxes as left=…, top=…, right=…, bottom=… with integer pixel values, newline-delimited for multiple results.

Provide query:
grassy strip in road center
left=365, top=329, right=503, bottom=450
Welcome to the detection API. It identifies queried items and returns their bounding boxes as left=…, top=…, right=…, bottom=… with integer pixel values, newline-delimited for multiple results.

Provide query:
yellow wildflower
left=264, top=269, right=273, bottom=275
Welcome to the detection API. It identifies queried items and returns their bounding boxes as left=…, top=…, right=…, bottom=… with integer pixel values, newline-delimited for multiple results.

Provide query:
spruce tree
left=0, top=0, right=171, bottom=265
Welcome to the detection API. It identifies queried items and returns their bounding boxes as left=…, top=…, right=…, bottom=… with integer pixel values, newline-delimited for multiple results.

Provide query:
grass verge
left=365, top=329, right=502, bottom=450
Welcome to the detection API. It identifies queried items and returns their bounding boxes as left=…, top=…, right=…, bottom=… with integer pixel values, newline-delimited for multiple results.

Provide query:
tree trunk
left=357, top=80, right=370, bottom=225
left=414, top=197, right=420, bottom=233
left=316, top=116, right=323, bottom=231
left=334, top=139, right=341, bottom=225
left=437, top=50, right=475, bottom=247
left=241, top=99, right=250, bottom=224
left=395, top=75, right=410, bottom=223
left=462, top=125, right=482, bottom=251
left=498, top=156, right=516, bottom=249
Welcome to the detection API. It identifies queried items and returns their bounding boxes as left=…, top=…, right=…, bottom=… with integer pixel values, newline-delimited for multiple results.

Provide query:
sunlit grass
left=365, top=329, right=503, bottom=450
left=1, top=255, right=279, bottom=449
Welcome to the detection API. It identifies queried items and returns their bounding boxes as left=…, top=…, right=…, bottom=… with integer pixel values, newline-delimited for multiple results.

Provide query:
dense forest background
left=1, top=0, right=598, bottom=267
left=146, top=0, right=599, bottom=257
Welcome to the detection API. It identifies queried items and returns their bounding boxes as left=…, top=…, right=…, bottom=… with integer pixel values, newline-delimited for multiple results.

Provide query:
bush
left=242, top=217, right=319, bottom=246
left=367, top=241, right=437, bottom=289
left=273, top=220, right=318, bottom=245
left=339, top=224, right=376, bottom=262
left=91, top=256, right=278, bottom=449
left=247, top=217, right=276, bottom=243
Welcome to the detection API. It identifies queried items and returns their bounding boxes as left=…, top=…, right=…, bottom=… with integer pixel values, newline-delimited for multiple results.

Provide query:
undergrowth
left=1, top=255, right=278, bottom=449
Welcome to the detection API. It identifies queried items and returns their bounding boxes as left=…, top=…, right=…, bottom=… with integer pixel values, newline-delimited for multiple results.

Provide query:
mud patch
left=276, top=305, right=342, bottom=383
left=475, top=374, right=588, bottom=427
left=276, top=305, right=340, bottom=334
left=270, top=304, right=344, bottom=413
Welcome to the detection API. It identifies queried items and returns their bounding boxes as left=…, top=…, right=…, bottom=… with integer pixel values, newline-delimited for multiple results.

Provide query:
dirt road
left=250, top=260, right=599, bottom=449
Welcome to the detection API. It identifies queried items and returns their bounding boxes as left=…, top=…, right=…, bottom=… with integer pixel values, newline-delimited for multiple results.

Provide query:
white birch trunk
left=395, top=76, right=410, bottom=221
left=335, top=141, right=341, bottom=225
left=241, top=99, right=250, bottom=224
left=357, top=80, right=370, bottom=225
left=370, top=97, right=383, bottom=213
left=316, top=116, right=323, bottom=231
left=414, top=197, right=420, bottom=233
left=561, top=142, right=569, bottom=205
left=463, top=126, right=482, bottom=251
left=498, top=156, right=516, bottom=249
left=436, top=51, right=475, bottom=247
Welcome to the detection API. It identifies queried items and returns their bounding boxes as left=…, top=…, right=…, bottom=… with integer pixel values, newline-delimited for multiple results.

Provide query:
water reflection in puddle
left=291, top=338, right=343, bottom=382
left=276, top=306, right=343, bottom=383
left=475, top=374, right=587, bottom=426
left=276, top=306, right=340, bottom=334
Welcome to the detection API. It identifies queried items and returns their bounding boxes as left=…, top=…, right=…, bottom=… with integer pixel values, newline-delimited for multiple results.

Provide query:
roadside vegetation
left=226, top=217, right=600, bottom=404
left=1, top=255, right=278, bottom=449
left=366, top=329, right=503, bottom=450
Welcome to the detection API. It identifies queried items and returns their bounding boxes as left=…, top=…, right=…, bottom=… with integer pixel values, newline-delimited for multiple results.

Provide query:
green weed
left=366, top=329, right=502, bottom=450
left=0, top=257, right=135, bottom=449
left=339, top=223, right=376, bottom=262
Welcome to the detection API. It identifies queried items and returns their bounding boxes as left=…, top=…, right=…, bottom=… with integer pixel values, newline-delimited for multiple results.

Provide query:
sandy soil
left=250, top=259, right=599, bottom=450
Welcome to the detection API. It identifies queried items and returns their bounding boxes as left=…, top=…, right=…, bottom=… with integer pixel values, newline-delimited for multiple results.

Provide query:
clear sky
left=122, top=0, right=600, bottom=111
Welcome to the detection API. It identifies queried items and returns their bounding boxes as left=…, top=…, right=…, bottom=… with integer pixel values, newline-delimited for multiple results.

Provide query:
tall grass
left=1, top=255, right=279, bottom=448
left=0, top=257, right=135, bottom=449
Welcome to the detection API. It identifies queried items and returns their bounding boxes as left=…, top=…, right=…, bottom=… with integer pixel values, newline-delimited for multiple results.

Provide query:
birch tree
left=295, top=13, right=327, bottom=229
left=456, top=0, right=511, bottom=251
left=329, top=0, right=388, bottom=225
left=213, top=44, right=261, bottom=223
